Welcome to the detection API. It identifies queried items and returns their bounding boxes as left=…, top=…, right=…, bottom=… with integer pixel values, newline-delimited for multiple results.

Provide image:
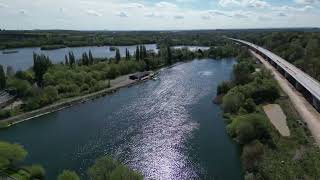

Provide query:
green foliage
left=33, top=53, right=52, bottom=87
left=27, top=164, right=45, bottom=179
left=242, top=98, right=256, bottom=113
left=0, top=65, right=6, bottom=90
left=7, top=78, right=32, bottom=97
left=15, top=70, right=34, bottom=83
left=58, top=170, right=80, bottom=180
left=227, top=113, right=270, bottom=144
left=233, top=61, right=254, bottom=85
left=217, top=81, right=233, bottom=95
left=242, top=140, right=264, bottom=172
left=0, top=141, right=27, bottom=170
left=87, top=156, right=143, bottom=180
left=222, top=90, right=245, bottom=113
left=115, top=49, right=121, bottom=63
left=0, top=110, right=12, bottom=119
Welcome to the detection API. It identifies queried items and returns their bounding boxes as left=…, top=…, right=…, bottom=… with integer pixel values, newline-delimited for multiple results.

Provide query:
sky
left=0, top=0, right=319, bottom=30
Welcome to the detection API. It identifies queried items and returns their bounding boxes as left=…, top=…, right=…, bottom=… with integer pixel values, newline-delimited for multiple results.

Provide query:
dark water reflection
left=0, top=59, right=242, bottom=180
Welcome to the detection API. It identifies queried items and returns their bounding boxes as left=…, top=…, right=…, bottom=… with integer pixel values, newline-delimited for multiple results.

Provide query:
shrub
left=217, top=81, right=233, bottom=95
left=241, top=140, right=264, bottom=172
left=27, top=165, right=45, bottom=179
left=222, top=90, right=245, bottom=113
left=87, top=156, right=143, bottom=180
left=58, top=170, right=80, bottom=180
left=227, top=113, right=270, bottom=144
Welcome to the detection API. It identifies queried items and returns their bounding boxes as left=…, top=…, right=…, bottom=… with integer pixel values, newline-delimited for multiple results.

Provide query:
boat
left=2, top=50, right=18, bottom=54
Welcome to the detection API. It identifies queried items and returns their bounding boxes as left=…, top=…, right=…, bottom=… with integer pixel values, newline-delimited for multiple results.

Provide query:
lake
left=0, top=44, right=157, bottom=71
left=0, top=59, right=242, bottom=180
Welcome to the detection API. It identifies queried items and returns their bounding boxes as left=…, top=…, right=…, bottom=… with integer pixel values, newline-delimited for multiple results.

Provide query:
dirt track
left=251, top=50, right=320, bottom=145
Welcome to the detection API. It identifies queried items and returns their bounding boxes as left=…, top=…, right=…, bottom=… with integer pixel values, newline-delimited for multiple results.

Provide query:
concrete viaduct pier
left=229, top=38, right=320, bottom=112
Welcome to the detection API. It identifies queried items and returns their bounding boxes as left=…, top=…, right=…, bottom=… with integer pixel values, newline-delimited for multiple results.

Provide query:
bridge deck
left=230, top=38, right=320, bottom=101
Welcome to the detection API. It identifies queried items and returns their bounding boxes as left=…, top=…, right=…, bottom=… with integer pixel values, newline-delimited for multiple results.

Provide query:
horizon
left=1, top=0, right=320, bottom=30
left=2, top=27, right=320, bottom=31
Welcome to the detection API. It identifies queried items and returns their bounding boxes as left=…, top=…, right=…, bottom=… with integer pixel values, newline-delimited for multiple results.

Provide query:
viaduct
left=230, top=38, right=320, bottom=112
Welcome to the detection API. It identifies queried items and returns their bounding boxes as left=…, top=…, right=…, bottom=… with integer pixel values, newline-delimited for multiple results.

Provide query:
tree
left=89, top=50, right=94, bottom=65
left=135, top=46, right=140, bottom=61
left=115, top=48, right=121, bottom=64
left=139, top=45, right=143, bottom=60
left=82, top=52, right=89, bottom=66
left=65, top=55, right=69, bottom=66
left=241, top=140, right=264, bottom=172
left=87, top=156, right=142, bottom=180
left=166, top=46, right=172, bottom=65
left=28, top=165, right=45, bottom=179
left=33, top=53, right=52, bottom=87
left=125, top=48, right=130, bottom=60
left=242, top=98, right=256, bottom=113
left=58, top=170, right=80, bottom=180
left=217, top=81, right=233, bottom=95
left=68, top=51, right=76, bottom=66
left=0, top=65, right=6, bottom=90
left=0, top=141, right=27, bottom=170
left=233, top=61, right=254, bottom=85
left=222, top=90, right=245, bottom=113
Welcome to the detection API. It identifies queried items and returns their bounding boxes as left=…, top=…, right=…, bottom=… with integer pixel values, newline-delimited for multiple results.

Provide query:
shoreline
left=0, top=73, right=154, bottom=128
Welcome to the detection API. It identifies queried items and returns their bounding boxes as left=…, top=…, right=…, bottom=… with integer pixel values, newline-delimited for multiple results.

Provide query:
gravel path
left=263, top=104, right=290, bottom=137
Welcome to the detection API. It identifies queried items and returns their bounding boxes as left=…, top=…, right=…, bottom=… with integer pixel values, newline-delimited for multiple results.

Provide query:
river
left=0, top=58, right=242, bottom=180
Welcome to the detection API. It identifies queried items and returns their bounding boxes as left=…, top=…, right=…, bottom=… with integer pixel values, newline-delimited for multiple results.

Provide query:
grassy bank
left=217, top=50, right=320, bottom=179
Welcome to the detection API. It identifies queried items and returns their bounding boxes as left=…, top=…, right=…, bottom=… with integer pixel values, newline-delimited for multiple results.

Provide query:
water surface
left=0, top=44, right=157, bottom=71
left=0, top=59, right=242, bottom=180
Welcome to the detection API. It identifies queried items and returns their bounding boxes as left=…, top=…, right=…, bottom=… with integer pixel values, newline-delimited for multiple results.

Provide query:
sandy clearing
left=250, top=50, right=320, bottom=145
left=263, top=104, right=290, bottom=137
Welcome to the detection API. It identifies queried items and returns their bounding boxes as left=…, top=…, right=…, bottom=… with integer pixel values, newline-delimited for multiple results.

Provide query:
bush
left=58, top=170, right=80, bottom=180
left=87, top=156, right=143, bottom=180
left=0, top=141, right=27, bottom=170
left=217, top=81, right=233, bottom=95
left=242, top=140, right=264, bottom=172
left=7, top=78, right=32, bottom=98
left=27, top=165, right=45, bottom=179
left=242, top=98, right=256, bottom=113
left=0, top=110, right=12, bottom=119
left=222, top=90, right=245, bottom=113
left=227, top=114, right=270, bottom=144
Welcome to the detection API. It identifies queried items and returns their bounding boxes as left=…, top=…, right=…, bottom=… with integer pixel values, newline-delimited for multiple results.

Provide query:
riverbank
left=0, top=73, right=155, bottom=128
left=216, top=50, right=320, bottom=179
left=251, top=50, right=320, bottom=145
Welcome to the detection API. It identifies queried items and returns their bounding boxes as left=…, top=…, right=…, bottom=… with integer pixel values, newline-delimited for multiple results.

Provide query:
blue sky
left=0, top=0, right=319, bottom=30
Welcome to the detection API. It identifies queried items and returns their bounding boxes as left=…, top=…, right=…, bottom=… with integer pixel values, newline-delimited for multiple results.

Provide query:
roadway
left=229, top=38, right=320, bottom=104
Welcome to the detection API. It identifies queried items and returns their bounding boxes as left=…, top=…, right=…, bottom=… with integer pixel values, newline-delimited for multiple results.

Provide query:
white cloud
left=219, top=0, right=270, bottom=8
left=123, top=3, right=145, bottom=9
left=85, top=9, right=102, bottom=16
left=0, top=2, right=8, bottom=8
left=295, top=0, right=319, bottom=4
left=116, top=11, right=128, bottom=17
left=174, top=15, right=184, bottom=19
left=156, top=2, right=177, bottom=9
left=144, top=12, right=163, bottom=18
left=273, top=5, right=313, bottom=12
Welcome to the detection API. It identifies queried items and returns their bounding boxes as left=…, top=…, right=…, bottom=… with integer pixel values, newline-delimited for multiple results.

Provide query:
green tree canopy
left=87, top=156, right=143, bottom=180
left=58, top=170, right=80, bottom=180
left=0, top=65, right=6, bottom=90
